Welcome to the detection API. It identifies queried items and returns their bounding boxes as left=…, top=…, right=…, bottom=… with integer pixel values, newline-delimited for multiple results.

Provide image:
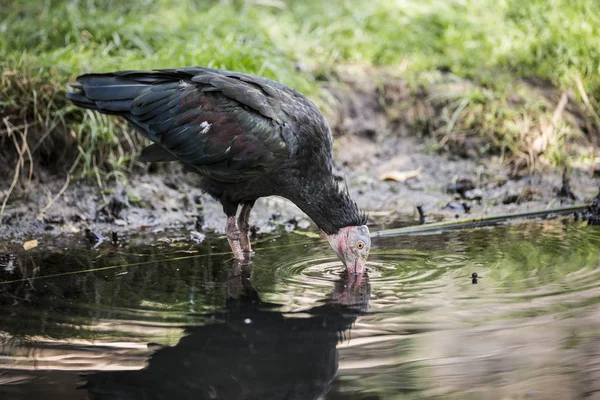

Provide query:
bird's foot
left=237, top=201, right=255, bottom=260
left=239, top=234, right=253, bottom=255
left=239, top=234, right=254, bottom=262
left=240, top=251, right=253, bottom=265
left=228, top=237, right=246, bottom=262
left=239, top=235, right=254, bottom=263
left=226, top=215, right=246, bottom=261
left=227, top=260, right=242, bottom=298
left=228, top=235, right=252, bottom=263
left=227, top=259, right=253, bottom=298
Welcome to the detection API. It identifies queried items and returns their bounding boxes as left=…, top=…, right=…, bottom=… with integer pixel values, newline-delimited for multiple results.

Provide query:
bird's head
left=326, top=225, right=371, bottom=275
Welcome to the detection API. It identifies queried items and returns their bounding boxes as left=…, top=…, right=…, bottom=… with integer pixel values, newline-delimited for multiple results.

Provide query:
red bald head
left=326, top=225, right=371, bottom=275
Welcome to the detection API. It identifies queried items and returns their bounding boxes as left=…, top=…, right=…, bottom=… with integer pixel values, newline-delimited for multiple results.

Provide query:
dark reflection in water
left=1, top=221, right=600, bottom=399
left=0, top=234, right=369, bottom=400
left=84, top=266, right=369, bottom=400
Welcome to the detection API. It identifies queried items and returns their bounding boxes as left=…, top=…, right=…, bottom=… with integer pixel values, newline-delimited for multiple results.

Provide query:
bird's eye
left=357, top=241, right=365, bottom=249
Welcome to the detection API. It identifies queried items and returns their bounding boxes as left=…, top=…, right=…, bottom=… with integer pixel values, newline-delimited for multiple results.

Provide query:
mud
left=2, top=133, right=598, bottom=245
left=1, top=72, right=599, bottom=245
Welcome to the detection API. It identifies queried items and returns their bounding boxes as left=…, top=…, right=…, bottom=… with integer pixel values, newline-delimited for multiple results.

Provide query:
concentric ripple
left=275, top=257, right=398, bottom=286
left=1, top=221, right=600, bottom=399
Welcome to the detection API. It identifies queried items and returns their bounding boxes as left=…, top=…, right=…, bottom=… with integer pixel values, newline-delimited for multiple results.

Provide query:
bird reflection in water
left=83, top=262, right=371, bottom=400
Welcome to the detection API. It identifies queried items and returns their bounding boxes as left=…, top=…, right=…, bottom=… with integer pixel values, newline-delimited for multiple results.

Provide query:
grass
left=1, top=0, right=599, bottom=186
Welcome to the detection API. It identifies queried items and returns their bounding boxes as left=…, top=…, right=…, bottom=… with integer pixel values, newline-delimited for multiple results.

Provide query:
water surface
left=1, top=221, right=600, bottom=399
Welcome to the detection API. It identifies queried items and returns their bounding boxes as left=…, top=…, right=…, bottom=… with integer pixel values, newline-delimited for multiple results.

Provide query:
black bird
left=67, top=67, right=371, bottom=274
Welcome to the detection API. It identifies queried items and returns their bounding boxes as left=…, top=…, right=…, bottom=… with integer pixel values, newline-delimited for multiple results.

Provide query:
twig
left=540, top=92, right=568, bottom=143
left=2, top=120, right=34, bottom=181
left=0, top=118, right=26, bottom=225
left=552, top=92, right=569, bottom=124
left=121, top=126, right=136, bottom=154
left=0, top=122, right=34, bottom=136
left=37, top=153, right=82, bottom=220
left=439, top=98, right=470, bottom=148
left=92, top=155, right=108, bottom=204
left=446, top=97, right=470, bottom=136
left=19, top=124, right=33, bottom=182
left=30, top=119, right=58, bottom=154
left=532, top=92, right=568, bottom=174
left=575, top=74, right=600, bottom=127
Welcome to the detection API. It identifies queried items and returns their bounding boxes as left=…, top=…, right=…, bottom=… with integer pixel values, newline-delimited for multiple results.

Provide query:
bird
left=67, top=67, right=371, bottom=274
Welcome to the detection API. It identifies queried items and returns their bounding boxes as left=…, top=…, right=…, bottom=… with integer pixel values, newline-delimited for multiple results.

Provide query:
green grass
left=1, top=0, right=599, bottom=183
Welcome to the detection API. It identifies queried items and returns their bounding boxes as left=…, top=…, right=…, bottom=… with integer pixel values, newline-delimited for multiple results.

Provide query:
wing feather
left=125, top=74, right=289, bottom=182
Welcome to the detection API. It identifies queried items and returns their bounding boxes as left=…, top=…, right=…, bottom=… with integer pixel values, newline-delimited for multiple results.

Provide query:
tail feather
left=83, top=84, right=149, bottom=101
left=66, top=72, right=169, bottom=115
left=95, top=99, right=137, bottom=112
left=66, top=90, right=96, bottom=108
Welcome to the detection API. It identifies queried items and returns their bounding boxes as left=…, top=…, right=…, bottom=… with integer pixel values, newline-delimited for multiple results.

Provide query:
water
left=1, top=221, right=600, bottom=399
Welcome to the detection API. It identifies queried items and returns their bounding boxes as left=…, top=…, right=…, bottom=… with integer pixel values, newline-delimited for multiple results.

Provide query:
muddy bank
left=1, top=71, right=599, bottom=245
left=1, top=132, right=598, bottom=246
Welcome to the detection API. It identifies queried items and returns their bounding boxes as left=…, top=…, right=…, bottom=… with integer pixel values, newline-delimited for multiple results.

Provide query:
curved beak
left=349, top=256, right=367, bottom=276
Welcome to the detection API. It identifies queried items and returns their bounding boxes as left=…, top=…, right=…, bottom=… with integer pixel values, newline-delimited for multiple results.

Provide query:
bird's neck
left=288, top=174, right=366, bottom=235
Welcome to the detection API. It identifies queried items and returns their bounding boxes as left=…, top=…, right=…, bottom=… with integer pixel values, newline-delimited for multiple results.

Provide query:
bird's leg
left=238, top=201, right=255, bottom=255
left=227, top=260, right=242, bottom=299
left=226, top=260, right=253, bottom=298
left=226, top=215, right=245, bottom=261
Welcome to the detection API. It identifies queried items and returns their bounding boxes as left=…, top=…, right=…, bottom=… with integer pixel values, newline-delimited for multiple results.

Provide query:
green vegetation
left=1, top=0, right=599, bottom=183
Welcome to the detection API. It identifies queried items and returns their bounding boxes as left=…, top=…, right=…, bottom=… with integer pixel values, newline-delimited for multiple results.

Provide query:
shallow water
left=1, top=221, right=600, bottom=399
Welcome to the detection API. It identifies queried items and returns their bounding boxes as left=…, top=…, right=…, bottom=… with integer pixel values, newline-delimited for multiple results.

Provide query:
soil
left=1, top=71, right=599, bottom=246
